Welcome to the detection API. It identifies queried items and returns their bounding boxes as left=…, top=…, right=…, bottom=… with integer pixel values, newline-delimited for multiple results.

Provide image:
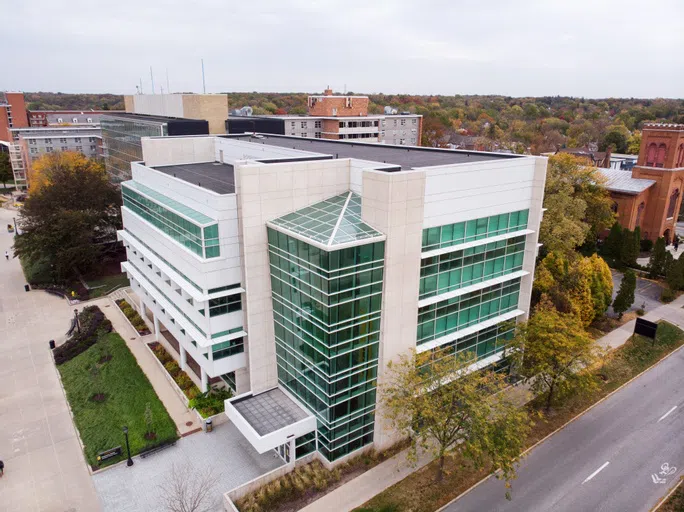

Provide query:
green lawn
left=58, top=332, right=178, bottom=468
left=86, top=273, right=130, bottom=298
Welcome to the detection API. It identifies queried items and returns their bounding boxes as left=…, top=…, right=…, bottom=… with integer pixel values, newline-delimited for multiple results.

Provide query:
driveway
left=0, top=207, right=100, bottom=512
left=610, top=269, right=663, bottom=315
left=92, top=421, right=284, bottom=512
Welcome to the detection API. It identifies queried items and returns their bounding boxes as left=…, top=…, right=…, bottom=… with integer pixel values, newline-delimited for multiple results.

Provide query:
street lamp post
left=74, top=309, right=80, bottom=333
left=123, top=426, right=134, bottom=467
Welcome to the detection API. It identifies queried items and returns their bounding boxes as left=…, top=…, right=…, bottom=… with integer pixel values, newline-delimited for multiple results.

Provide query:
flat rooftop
left=225, top=134, right=521, bottom=170
left=231, top=388, right=311, bottom=436
left=152, top=161, right=235, bottom=194
left=101, top=112, right=203, bottom=124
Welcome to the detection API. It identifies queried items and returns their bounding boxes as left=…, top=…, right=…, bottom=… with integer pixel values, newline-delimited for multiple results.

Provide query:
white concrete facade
left=120, top=134, right=546, bottom=462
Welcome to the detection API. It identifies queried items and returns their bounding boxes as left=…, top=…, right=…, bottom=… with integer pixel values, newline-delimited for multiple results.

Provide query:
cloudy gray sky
left=2, top=0, right=683, bottom=98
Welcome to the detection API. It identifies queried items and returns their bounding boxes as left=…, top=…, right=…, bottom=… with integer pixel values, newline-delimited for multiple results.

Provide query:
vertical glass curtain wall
left=268, top=228, right=384, bottom=462
left=419, top=235, right=526, bottom=300
left=101, top=116, right=163, bottom=182
left=122, top=183, right=221, bottom=259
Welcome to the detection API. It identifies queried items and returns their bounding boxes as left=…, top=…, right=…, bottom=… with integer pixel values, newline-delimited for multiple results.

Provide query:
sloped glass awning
left=268, top=191, right=385, bottom=249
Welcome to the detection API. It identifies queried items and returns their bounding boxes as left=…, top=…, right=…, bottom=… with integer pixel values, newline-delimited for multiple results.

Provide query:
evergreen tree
left=634, top=226, right=642, bottom=256
left=666, top=257, right=684, bottom=291
left=604, top=222, right=622, bottom=258
left=620, top=229, right=638, bottom=267
left=648, top=237, right=668, bottom=278
left=613, top=270, right=636, bottom=319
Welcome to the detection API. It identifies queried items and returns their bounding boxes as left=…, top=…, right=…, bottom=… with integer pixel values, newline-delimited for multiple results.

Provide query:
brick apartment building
left=227, top=88, right=423, bottom=146
left=0, top=92, right=29, bottom=144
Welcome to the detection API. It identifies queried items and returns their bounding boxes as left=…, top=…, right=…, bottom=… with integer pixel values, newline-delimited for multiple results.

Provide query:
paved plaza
left=93, top=421, right=284, bottom=512
left=0, top=207, right=100, bottom=512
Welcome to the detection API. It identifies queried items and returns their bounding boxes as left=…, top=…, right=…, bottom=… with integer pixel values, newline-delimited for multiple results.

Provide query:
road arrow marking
left=582, top=461, right=610, bottom=484
left=657, top=406, right=677, bottom=423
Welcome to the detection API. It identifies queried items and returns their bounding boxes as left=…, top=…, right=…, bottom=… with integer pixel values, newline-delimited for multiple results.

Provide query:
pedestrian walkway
left=300, top=293, right=684, bottom=512
left=93, top=421, right=284, bottom=512
left=0, top=209, right=100, bottom=512
left=78, top=297, right=199, bottom=436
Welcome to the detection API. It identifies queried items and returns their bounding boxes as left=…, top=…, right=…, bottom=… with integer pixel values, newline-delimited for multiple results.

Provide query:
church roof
left=597, top=168, right=656, bottom=195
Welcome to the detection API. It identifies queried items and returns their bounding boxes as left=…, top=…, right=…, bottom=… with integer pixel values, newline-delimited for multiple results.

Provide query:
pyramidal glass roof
left=270, top=192, right=384, bottom=247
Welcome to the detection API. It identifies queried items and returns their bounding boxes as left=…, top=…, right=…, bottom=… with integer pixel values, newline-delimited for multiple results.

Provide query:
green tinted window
left=422, top=210, right=529, bottom=252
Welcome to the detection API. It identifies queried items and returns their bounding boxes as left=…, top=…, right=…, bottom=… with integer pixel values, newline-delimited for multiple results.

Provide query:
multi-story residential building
left=100, top=113, right=209, bottom=183
left=118, top=133, right=545, bottom=467
left=8, top=127, right=102, bottom=189
left=227, top=88, right=423, bottom=146
left=28, top=110, right=122, bottom=127
left=0, top=92, right=29, bottom=143
left=123, top=93, right=229, bottom=135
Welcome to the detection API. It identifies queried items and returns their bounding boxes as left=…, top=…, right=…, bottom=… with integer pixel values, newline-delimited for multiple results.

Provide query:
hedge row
left=53, top=306, right=112, bottom=365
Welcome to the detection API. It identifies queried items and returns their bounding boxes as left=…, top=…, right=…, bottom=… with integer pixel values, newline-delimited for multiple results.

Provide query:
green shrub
left=175, top=372, right=194, bottom=390
left=640, top=239, right=654, bottom=252
left=636, top=308, right=645, bottom=316
left=164, top=361, right=180, bottom=377
left=661, top=288, right=676, bottom=303
left=53, top=306, right=113, bottom=365
left=185, top=385, right=201, bottom=400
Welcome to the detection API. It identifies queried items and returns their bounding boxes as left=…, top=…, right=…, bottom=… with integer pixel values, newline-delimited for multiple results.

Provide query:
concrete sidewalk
left=77, top=297, right=199, bottom=436
left=0, top=209, right=100, bottom=512
left=300, top=294, right=684, bottom=512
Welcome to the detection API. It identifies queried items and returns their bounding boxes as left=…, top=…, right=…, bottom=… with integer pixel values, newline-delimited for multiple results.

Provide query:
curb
left=652, top=476, right=683, bottom=511
left=438, top=336, right=684, bottom=511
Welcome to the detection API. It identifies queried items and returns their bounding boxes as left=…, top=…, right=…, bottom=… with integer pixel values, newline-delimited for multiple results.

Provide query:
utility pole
left=139, top=78, right=143, bottom=94
left=150, top=66, right=155, bottom=94
left=201, top=59, right=206, bottom=94
left=166, top=68, right=170, bottom=94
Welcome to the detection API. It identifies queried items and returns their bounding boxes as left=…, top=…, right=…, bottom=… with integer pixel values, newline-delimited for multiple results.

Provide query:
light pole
left=123, top=426, right=134, bottom=467
left=74, top=309, right=80, bottom=333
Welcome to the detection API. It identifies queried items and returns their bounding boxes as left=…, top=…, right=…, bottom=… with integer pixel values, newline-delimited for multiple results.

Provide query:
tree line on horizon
left=23, top=91, right=683, bottom=155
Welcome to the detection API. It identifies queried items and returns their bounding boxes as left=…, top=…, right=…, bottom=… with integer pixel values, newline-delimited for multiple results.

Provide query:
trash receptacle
left=24, top=284, right=30, bottom=292
left=49, top=340, right=55, bottom=350
left=205, top=418, right=213, bottom=433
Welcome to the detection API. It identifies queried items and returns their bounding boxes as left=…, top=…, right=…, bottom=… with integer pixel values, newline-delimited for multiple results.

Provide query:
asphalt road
left=444, top=345, right=684, bottom=512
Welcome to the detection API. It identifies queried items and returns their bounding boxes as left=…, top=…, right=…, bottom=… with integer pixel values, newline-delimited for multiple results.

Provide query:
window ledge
left=421, top=229, right=534, bottom=259
left=418, top=270, right=529, bottom=308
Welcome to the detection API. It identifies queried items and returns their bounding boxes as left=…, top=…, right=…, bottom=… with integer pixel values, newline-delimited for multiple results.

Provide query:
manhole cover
left=185, top=421, right=193, bottom=427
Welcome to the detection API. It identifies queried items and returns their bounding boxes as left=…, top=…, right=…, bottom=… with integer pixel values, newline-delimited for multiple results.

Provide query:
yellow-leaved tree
left=29, top=151, right=104, bottom=194
left=381, top=350, right=531, bottom=491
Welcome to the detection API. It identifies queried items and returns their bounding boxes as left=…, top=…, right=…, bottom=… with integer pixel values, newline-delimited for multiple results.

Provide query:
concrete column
left=140, top=300, right=146, bottom=319
left=200, top=367, right=208, bottom=392
left=179, top=345, right=187, bottom=371
left=153, top=315, right=160, bottom=341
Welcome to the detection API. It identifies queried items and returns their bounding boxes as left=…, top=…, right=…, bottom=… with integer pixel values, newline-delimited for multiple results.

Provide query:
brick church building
left=600, top=123, right=684, bottom=243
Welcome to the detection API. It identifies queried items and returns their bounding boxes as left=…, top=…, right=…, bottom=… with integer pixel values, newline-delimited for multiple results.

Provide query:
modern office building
left=28, top=110, right=122, bottom=127
left=124, top=93, right=229, bottom=135
left=100, top=113, right=209, bottom=183
left=7, top=126, right=102, bottom=189
left=118, top=133, right=545, bottom=466
left=227, top=88, right=422, bottom=146
left=0, top=92, right=29, bottom=143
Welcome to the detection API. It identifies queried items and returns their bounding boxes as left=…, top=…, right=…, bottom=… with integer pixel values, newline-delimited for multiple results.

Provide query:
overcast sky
left=2, top=0, right=683, bottom=98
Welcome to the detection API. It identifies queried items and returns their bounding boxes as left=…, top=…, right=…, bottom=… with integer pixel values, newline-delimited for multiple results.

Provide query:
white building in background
left=119, top=133, right=546, bottom=467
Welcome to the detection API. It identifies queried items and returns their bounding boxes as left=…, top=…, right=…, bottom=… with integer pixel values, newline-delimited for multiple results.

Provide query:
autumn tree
left=0, top=152, right=12, bottom=188
left=13, top=152, right=121, bottom=281
left=665, top=256, right=684, bottom=292
left=534, top=252, right=612, bottom=326
left=600, top=125, right=630, bottom=153
left=612, top=270, right=636, bottom=319
left=421, top=114, right=450, bottom=148
left=382, top=350, right=531, bottom=486
left=509, top=298, right=599, bottom=411
left=539, top=154, right=615, bottom=257
left=627, top=131, right=642, bottom=155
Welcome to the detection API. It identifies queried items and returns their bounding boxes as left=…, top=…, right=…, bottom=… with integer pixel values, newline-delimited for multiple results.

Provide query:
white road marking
left=582, top=461, right=610, bottom=484
left=658, top=406, right=677, bottom=423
